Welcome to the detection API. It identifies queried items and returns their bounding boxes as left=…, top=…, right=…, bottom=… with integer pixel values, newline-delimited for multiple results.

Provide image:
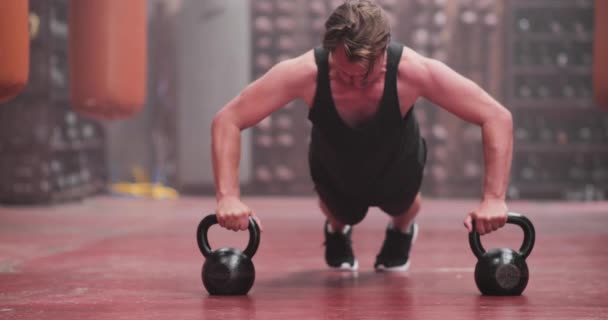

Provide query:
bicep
left=420, top=59, right=506, bottom=125
left=217, top=60, right=302, bottom=129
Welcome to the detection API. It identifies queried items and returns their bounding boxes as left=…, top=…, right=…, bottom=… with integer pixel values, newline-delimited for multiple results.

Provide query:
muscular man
left=211, top=0, right=512, bottom=271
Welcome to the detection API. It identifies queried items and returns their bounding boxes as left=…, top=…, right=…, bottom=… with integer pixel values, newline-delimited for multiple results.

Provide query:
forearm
left=481, top=112, right=513, bottom=201
left=211, top=116, right=242, bottom=201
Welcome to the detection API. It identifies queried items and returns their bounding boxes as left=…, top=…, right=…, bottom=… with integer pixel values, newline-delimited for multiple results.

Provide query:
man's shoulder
left=289, top=50, right=318, bottom=79
left=396, top=45, right=426, bottom=69
left=396, top=46, right=431, bottom=85
left=271, top=50, right=317, bottom=84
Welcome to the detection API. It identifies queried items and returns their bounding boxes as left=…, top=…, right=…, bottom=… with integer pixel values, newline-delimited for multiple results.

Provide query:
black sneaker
left=324, top=221, right=358, bottom=271
left=374, top=223, right=419, bottom=272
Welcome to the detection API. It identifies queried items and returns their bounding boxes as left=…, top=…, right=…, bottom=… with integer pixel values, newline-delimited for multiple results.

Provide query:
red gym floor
left=1, top=197, right=607, bottom=319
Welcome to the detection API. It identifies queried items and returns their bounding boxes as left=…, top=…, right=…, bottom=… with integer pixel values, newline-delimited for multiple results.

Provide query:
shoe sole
left=329, top=259, right=359, bottom=272
left=375, top=223, right=419, bottom=272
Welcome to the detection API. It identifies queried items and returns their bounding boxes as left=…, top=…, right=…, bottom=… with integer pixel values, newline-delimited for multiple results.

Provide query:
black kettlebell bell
left=469, top=212, right=535, bottom=296
left=196, top=214, right=260, bottom=295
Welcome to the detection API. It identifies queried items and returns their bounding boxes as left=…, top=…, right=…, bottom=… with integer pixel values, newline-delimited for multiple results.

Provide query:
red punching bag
left=594, top=0, right=608, bottom=110
left=0, top=1, right=29, bottom=104
left=69, top=0, right=147, bottom=119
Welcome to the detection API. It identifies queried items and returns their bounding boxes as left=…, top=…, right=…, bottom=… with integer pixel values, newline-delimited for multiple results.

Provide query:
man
left=211, top=0, right=512, bottom=271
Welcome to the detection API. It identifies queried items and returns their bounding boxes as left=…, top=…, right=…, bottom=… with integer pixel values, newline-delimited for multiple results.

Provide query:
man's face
left=329, top=44, right=386, bottom=89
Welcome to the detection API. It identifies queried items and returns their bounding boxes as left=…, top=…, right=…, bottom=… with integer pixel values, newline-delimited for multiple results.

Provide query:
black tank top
left=308, top=42, right=425, bottom=199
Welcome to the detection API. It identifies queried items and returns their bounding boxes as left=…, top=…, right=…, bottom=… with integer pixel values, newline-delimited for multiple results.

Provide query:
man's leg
left=390, top=192, right=422, bottom=233
left=309, top=156, right=367, bottom=271
left=316, top=195, right=367, bottom=271
left=375, top=192, right=422, bottom=271
left=319, top=198, right=346, bottom=232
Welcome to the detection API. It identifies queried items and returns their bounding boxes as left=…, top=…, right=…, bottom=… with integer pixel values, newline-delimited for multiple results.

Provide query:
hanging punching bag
left=69, top=0, right=147, bottom=119
left=594, top=0, right=608, bottom=110
left=0, top=1, right=29, bottom=104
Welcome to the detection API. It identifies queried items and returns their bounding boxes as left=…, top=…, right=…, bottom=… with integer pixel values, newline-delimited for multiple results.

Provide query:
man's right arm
left=211, top=53, right=314, bottom=231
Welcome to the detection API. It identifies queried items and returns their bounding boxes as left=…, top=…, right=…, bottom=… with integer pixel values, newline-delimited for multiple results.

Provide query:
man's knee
left=380, top=192, right=422, bottom=217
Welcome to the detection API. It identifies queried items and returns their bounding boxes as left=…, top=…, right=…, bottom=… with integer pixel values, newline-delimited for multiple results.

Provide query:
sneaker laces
left=324, top=225, right=354, bottom=255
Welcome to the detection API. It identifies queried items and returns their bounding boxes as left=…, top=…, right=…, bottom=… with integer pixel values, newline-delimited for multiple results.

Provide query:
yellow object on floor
left=110, top=165, right=178, bottom=200
left=111, top=182, right=178, bottom=200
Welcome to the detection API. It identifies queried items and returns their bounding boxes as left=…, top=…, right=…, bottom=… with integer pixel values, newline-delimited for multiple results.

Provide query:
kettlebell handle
left=196, top=214, right=261, bottom=259
left=469, top=212, right=535, bottom=260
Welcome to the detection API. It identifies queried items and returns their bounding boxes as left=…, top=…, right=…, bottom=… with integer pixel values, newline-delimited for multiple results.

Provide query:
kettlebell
left=469, top=212, right=535, bottom=296
left=196, top=214, right=261, bottom=295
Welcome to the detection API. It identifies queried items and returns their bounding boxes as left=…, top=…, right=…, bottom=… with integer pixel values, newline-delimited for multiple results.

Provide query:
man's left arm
left=408, top=52, right=513, bottom=235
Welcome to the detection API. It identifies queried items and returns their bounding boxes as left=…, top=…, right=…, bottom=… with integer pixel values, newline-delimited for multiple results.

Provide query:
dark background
left=0, top=0, right=605, bottom=205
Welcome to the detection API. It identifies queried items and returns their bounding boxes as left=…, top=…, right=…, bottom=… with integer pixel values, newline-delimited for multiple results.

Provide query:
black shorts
left=310, top=139, right=426, bottom=226
left=313, top=178, right=421, bottom=225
